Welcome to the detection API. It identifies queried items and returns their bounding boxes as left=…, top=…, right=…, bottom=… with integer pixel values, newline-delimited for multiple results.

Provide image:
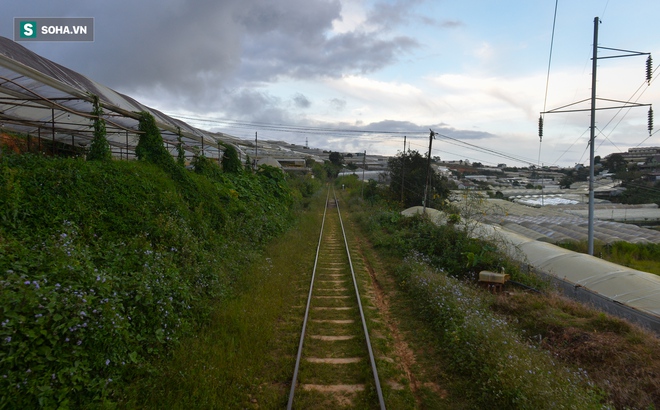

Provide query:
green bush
left=220, top=144, right=242, bottom=174
left=361, top=212, right=520, bottom=282
left=87, top=96, right=112, bottom=162
left=395, top=257, right=602, bottom=409
left=0, top=152, right=297, bottom=408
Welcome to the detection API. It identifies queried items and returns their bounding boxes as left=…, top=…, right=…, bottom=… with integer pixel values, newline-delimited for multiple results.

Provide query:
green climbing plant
left=135, top=111, right=172, bottom=168
left=87, top=95, right=112, bottom=161
left=176, top=127, right=186, bottom=167
left=221, top=144, right=242, bottom=174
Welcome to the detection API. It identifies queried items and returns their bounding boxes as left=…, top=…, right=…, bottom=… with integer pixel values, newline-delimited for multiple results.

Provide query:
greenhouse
left=403, top=205, right=660, bottom=334
left=0, top=36, right=238, bottom=160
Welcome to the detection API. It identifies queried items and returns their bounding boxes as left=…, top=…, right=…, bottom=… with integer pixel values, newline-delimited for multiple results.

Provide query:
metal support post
left=588, top=16, right=600, bottom=256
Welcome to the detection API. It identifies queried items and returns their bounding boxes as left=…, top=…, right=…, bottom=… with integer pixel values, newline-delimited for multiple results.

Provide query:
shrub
left=0, top=153, right=296, bottom=407
left=220, top=144, right=242, bottom=174
left=395, top=256, right=602, bottom=408
left=86, top=96, right=112, bottom=162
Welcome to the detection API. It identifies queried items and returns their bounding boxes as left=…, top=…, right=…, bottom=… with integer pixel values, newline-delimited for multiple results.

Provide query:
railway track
left=287, top=189, right=386, bottom=409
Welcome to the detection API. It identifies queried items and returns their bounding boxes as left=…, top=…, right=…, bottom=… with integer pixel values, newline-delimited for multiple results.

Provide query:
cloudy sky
left=4, top=0, right=660, bottom=167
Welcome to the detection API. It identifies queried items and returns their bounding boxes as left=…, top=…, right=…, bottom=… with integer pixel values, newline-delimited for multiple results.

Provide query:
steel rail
left=287, top=188, right=386, bottom=409
left=333, top=188, right=386, bottom=410
left=287, top=189, right=330, bottom=409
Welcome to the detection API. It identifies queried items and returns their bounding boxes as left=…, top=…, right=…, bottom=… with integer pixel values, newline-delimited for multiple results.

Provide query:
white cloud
left=332, top=0, right=369, bottom=33
left=318, top=75, right=440, bottom=124
left=474, top=42, right=495, bottom=62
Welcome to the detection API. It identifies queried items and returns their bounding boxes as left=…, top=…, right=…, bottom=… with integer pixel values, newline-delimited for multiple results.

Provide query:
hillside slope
left=0, top=153, right=297, bottom=408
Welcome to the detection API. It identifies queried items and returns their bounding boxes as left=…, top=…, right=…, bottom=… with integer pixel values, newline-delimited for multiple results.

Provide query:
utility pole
left=587, top=16, right=599, bottom=256
left=540, top=17, right=652, bottom=255
left=254, top=131, right=258, bottom=170
left=423, top=129, right=436, bottom=214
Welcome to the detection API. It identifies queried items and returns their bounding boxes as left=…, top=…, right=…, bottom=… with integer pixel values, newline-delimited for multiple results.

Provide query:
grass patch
left=559, top=240, right=660, bottom=275
left=344, top=187, right=660, bottom=409
left=117, top=189, right=327, bottom=408
left=493, top=292, right=660, bottom=408
left=393, top=256, right=602, bottom=408
left=0, top=153, right=298, bottom=408
left=342, top=191, right=604, bottom=408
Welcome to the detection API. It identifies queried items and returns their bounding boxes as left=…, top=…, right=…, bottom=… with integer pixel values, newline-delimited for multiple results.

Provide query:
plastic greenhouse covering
left=403, top=205, right=660, bottom=331
left=0, top=36, right=238, bottom=159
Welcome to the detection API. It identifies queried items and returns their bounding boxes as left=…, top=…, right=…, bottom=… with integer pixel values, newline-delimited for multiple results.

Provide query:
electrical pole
left=423, top=129, right=435, bottom=214
left=540, top=17, right=652, bottom=256
left=254, top=131, right=258, bottom=170
left=587, top=16, right=599, bottom=256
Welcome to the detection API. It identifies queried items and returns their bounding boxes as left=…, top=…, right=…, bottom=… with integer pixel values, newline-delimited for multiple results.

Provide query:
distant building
left=604, top=147, right=660, bottom=166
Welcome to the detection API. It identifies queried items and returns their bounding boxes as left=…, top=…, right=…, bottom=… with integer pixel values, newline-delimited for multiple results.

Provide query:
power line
left=172, top=113, right=544, bottom=166
left=170, top=114, right=419, bottom=136
left=434, top=131, right=540, bottom=166
left=553, top=127, right=591, bottom=166
left=542, top=0, right=559, bottom=115
left=594, top=64, right=659, bottom=153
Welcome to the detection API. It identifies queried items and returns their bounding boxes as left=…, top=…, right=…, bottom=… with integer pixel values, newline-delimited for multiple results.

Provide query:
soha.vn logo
left=19, top=21, right=37, bottom=38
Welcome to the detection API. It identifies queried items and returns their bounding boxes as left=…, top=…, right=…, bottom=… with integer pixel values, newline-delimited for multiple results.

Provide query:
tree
left=387, top=150, right=453, bottom=208
left=135, top=111, right=172, bottom=167
left=176, top=128, right=186, bottom=166
left=363, top=179, right=380, bottom=204
left=605, top=153, right=627, bottom=174
left=87, top=96, right=112, bottom=161
left=325, top=151, right=344, bottom=178
left=559, top=174, right=574, bottom=189
left=329, top=151, right=343, bottom=166
left=221, top=144, right=242, bottom=173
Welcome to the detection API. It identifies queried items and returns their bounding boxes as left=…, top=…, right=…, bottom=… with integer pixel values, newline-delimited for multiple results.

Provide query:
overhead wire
left=594, top=63, right=659, bottom=153
left=554, top=127, right=591, bottom=165
left=539, top=0, right=559, bottom=163
left=171, top=113, right=543, bottom=166
left=171, top=114, right=417, bottom=136
left=434, top=131, right=540, bottom=166
left=407, top=140, right=500, bottom=166
left=550, top=6, right=656, bottom=168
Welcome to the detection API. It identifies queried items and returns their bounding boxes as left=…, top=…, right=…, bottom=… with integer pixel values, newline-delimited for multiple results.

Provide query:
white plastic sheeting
left=476, top=199, right=660, bottom=245
left=0, top=36, right=237, bottom=159
left=403, top=206, right=660, bottom=331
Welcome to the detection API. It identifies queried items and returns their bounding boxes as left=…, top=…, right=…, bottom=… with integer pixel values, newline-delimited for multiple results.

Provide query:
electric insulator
left=647, top=55, right=653, bottom=84
left=538, top=115, right=544, bottom=140
left=649, top=107, right=654, bottom=136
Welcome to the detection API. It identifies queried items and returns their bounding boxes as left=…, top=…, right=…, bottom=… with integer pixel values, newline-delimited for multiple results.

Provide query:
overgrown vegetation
left=344, top=192, right=601, bottom=406
left=493, top=292, right=660, bottom=409
left=393, top=256, right=602, bottom=408
left=559, top=240, right=660, bottom=275
left=387, top=149, right=455, bottom=208
left=342, top=179, right=660, bottom=408
left=361, top=210, right=543, bottom=288
left=0, top=117, right=300, bottom=407
left=120, top=191, right=329, bottom=408
left=86, top=96, right=112, bottom=162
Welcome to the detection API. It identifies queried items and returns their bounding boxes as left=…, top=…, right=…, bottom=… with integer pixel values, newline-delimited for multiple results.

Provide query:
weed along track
left=288, top=189, right=387, bottom=409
